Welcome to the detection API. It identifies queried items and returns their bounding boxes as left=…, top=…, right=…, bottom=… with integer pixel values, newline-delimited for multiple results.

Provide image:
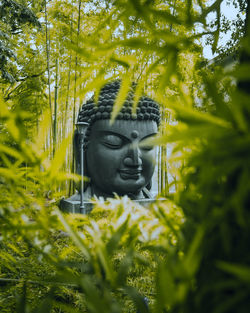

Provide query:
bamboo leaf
left=55, top=208, right=90, bottom=261
left=34, top=109, right=51, bottom=155
left=217, top=262, right=250, bottom=283
left=48, top=134, right=72, bottom=177
left=132, top=78, right=144, bottom=114
left=167, top=102, right=231, bottom=128
left=111, top=73, right=133, bottom=122
left=0, top=144, right=24, bottom=160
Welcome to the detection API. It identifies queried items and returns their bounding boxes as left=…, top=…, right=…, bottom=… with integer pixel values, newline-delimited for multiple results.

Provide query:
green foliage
left=1, top=0, right=250, bottom=313
left=0, top=0, right=41, bottom=82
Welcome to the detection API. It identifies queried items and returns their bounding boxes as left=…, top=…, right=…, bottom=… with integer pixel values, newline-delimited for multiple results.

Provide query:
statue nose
left=123, top=145, right=142, bottom=167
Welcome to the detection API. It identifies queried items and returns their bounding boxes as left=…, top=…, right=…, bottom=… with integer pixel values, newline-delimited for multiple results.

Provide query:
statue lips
left=119, top=168, right=142, bottom=180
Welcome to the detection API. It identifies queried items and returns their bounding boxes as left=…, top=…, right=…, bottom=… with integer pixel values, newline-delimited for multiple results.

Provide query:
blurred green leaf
left=217, top=261, right=250, bottom=284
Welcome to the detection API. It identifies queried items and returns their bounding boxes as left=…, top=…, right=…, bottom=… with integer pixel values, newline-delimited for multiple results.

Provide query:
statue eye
left=141, top=145, right=154, bottom=151
left=140, top=135, right=155, bottom=151
left=102, top=135, right=123, bottom=148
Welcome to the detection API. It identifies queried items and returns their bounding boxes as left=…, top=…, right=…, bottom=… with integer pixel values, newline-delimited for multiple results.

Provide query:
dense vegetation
left=1, top=0, right=250, bottom=312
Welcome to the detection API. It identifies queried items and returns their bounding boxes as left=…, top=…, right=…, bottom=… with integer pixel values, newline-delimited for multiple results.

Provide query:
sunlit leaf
left=111, top=72, right=133, bottom=122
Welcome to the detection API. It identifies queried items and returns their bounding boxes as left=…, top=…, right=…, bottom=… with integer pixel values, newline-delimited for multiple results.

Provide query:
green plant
left=1, top=0, right=250, bottom=312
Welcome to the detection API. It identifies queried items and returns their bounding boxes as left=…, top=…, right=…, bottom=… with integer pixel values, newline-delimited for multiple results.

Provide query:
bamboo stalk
left=45, top=0, right=53, bottom=157
left=64, top=11, right=73, bottom=141
left=69, top=0, right=82, bottom=196
left=53, top=58, right=59, bottom=157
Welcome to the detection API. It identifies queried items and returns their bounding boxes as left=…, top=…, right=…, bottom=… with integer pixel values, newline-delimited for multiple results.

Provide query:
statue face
left=86, top=119, right=158, bottom=198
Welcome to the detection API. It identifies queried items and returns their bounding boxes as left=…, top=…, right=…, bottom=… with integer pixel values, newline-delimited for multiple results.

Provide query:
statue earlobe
left=146, top=179, right=152, bottom=191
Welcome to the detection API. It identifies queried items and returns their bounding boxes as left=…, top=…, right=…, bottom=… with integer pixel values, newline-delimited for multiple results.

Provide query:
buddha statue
left=60, top=80, right=161, bottom=213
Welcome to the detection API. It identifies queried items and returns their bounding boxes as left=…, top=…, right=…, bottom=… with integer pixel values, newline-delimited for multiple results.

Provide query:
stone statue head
left=74, top=80, right=161, bottom=200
